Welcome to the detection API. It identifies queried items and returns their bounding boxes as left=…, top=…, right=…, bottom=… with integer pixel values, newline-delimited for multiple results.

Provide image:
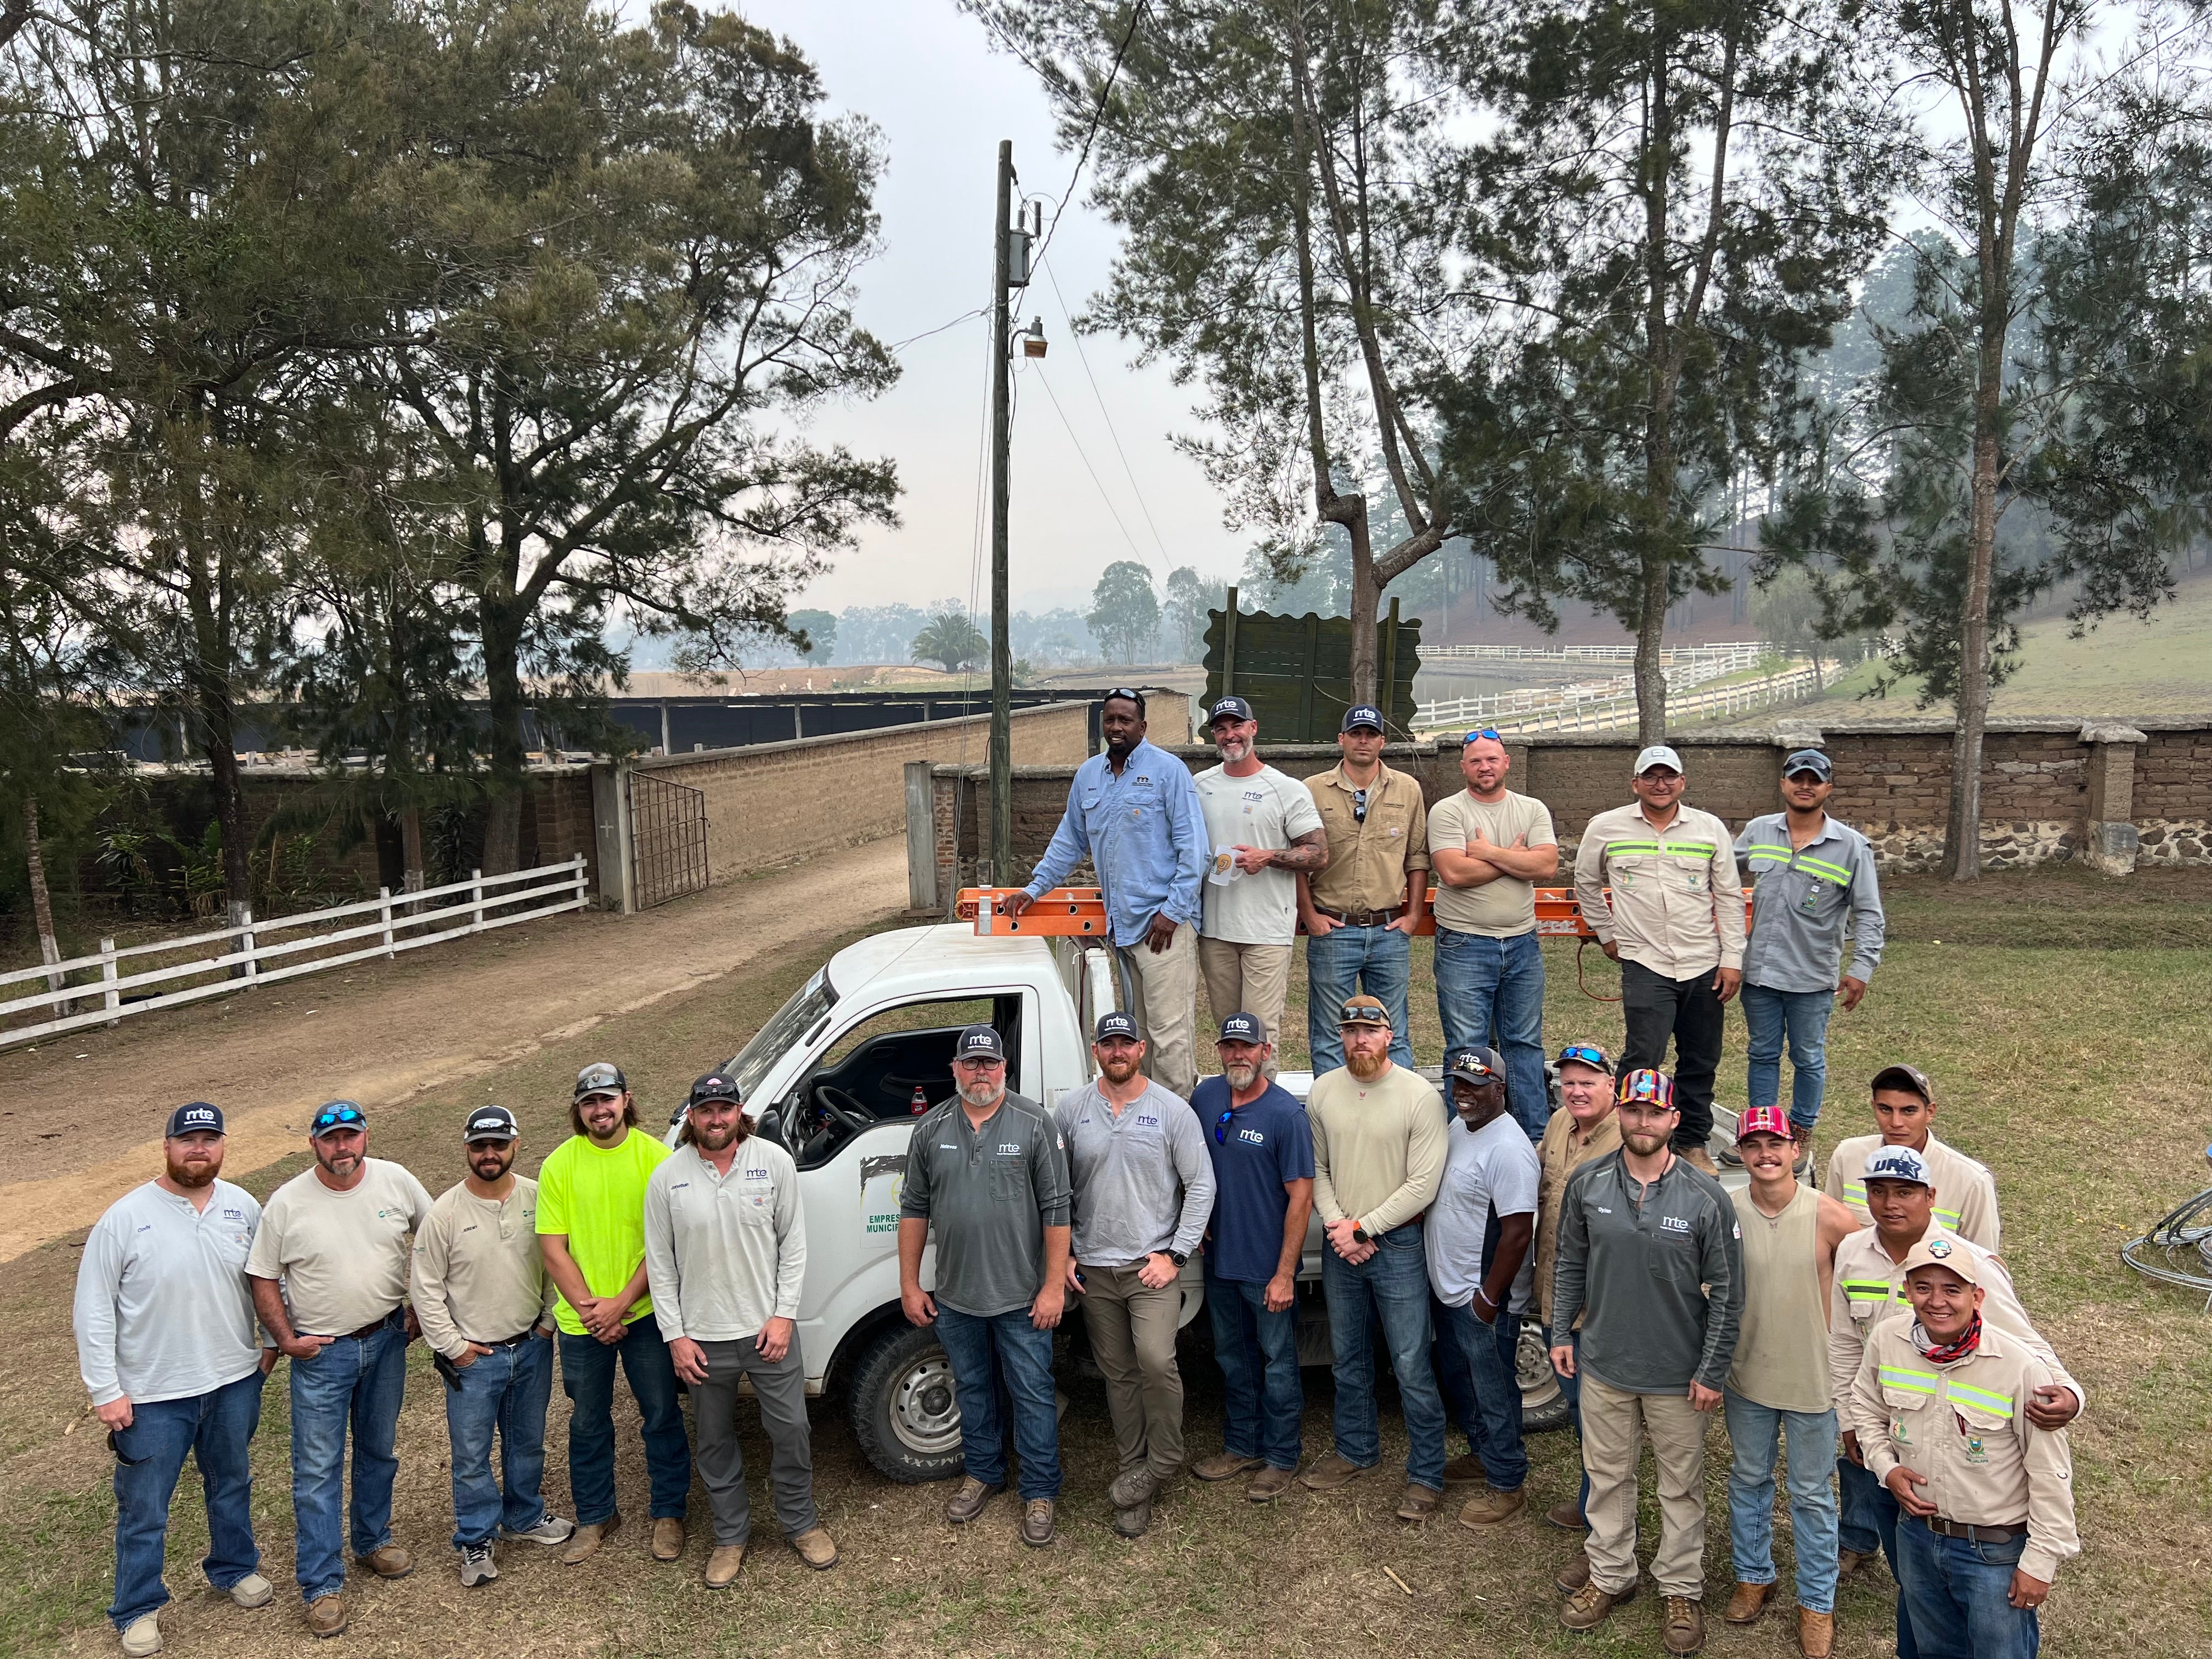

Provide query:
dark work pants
left=1620, top=958, right=1725, bottom=1152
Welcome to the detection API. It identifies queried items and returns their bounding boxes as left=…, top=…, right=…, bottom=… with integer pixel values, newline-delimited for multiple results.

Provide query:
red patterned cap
left=1736, top=1104, right=1792, bottom=1143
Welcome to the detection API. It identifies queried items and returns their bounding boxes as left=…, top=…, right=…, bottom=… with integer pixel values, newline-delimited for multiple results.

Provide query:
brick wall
left=2135, top=730, right=2212, bottom=819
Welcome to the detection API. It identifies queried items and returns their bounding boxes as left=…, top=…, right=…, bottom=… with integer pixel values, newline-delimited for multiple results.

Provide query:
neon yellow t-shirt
left=535, top=1127, right=671, bottom=1336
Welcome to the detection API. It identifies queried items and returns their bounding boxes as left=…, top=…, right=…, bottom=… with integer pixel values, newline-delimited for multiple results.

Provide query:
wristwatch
left=1352, top=1224, right=1371, bottom=1244
left=1167, top=1250, right=1188, bottom=1268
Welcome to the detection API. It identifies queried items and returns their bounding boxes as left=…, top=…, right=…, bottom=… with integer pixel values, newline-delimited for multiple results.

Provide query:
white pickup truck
left=670, top=919, right=1604, bottom=1483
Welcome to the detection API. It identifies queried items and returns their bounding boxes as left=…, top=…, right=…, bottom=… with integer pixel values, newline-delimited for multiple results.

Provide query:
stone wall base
left=2137, top=819, right=2212, bottom=866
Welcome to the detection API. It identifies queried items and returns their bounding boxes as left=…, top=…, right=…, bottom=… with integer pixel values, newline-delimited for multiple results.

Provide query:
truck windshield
left=724, top=966, right=838, bottom=1102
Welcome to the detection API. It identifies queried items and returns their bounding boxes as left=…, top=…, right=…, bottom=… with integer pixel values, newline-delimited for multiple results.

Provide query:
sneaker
left=1297, top=1452, right=1372, bottom=1491
left=120, top=1613, right=161, bottom=1657
left=227, top=1572, right=274, bottom=1609
left=1193, top=1452, right=1265, bottom=1482
left=1663, top=1596, right=1707, bottom=1655
left=357, top=1544, right=413, bottom=1580
left=1107, top=1466, right=1159, bottom=1509
left=1020, top=1498, right=1056, bottom=1548
left=945, top=1477, right=1001, bottom=1525
left=1458, top=1486, right=1527, bottom=1528
left=459, top=1543, right=498, bottom=1587
left=1560, top=1578, right=1635, bottom=1630
left=1246, top=1466, right=1296, bottom=1503
left=305, top=1595, right=348, bottom=1640
left=503, top=1513, right=577, bottom=1547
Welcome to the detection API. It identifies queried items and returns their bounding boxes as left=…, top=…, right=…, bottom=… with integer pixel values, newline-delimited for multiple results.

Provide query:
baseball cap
left=1736, top=1104, right=1792, bottom=1143
left=1616, top=1069, right=1675, bottom=1111
left=573, top=1062, right=627, bottom=1101
left=1633, top=744, right=1684, bottom=776
left=956, top=1024, right=1007, bottom=1063
left=165, top=1102, right=224, bottom=1138
left=1207, top=696, right=1255, bottom=727
left=1871, top=1063, right=1933, bottom=1102
left=689, top=1073, right=744, bottom=1107
left=1900, top=1234, right=1985, bottom=1286
left=1446, top=1046, right=1505, bottom=1084
left=1094, top=1011, right=1141, bottom=1043
left=1863, top=1145, right=1934, bottom=1188
left=1340, top=704, right=1385, bottom=734
left=1555, top=1041, right=1613, bottom=1076
left=463, top=1104, right=520, bottom=1142
left=1217, top=1011, right=1267, bottom=1045
left=309, top=1101, right=367, bottom=1138
left=1782, top=748, right=1833, bottom=781
left=1337, top=994, right=1392, bottom=1029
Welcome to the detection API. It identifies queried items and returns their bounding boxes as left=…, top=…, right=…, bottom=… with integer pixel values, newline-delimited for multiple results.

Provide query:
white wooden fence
left=1415, top=662, right=1824, bottom=735
left=1, top=855, right=590, bottom=1049
left=1415, top=644, right=1779, bottom=731
left=1423, top=640, right=1777, bottom=665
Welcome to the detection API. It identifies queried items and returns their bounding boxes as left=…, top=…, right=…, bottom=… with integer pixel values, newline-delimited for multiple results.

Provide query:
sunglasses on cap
left=310, top=1104, right=364, bottom=1135
left=1449, top=1056, right=1500, bottom=1081
left=1463, top=727, right=1503, bottom=746
left=1556, top=1042, right=1611, bottom=1072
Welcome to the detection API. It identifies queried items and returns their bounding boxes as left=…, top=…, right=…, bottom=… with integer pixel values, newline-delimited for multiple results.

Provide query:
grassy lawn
left=7, top=868, right=2210, bottom=1657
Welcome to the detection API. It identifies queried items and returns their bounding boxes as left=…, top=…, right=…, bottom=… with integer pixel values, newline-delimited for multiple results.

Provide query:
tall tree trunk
left=24, top=796, right=68, bottom=1013
left=1946, top=369, right=2004, bottom=882
left=1634, top=550, right=1670, bottom=746
left=479, top=592, right=528, bottom=876
left=399, top=805, right=426, bottom=893
left=1347, top=512, right=1379, bottom=710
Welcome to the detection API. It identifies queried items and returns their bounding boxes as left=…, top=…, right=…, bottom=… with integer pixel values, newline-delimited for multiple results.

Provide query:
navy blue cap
left=957, top=1024, right=1007, bottom=1062
left=1782, top=748, right=1833, bottom=780
left=166, top=1101, right=224, bottom=1137
left=1094, top=1011, right=1141, bottom=1043
left=1340, top=704, right=1385, bottom=734
left=1217, top=1011, right=1267, bottom=1045
left=1207, top=696, right=1255, bottom=727
left=688, top=1073, right=744, bottom=1107
left=462, top=1104, right=519, bottom=1142
left=309, top=1101, right=366, bottom=1137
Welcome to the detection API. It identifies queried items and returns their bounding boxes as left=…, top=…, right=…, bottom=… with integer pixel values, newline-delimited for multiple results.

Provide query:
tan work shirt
left=1306, top=1062, right=1447, bottom=1236
left=1573, top=800, right=1747, bottom=977
left=245, top=1158, right=433, bottom=1336
left=1305, top=763, right=1429, bottom=915
left=1829, top=1132, right=2001, bottom=1250
left=410, top=1177, right=559, bottom=1361
left=1853, top=1316, right=2080, bottom=1584
left=1533, top=1108, right=1622, bottom=1326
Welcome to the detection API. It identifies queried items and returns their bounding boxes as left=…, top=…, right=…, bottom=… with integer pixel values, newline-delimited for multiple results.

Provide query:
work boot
left=1112, top=1497, right=1152, bottom=1539
left=305, top=1595, right=348, bottom=1640
left=1717, top=1142, right=1746, bottom=1166
left=1458, top=1486, right=1527, bottom=1528
left=703, top=1544, right=748, bottom=1588
left=228, top=1572, right=274, bottom=1609
left=459, top=1542, right=498, bottom=1588
left=1246, top=1466, right=1296, bottom=1503
left=1663, top=1596, right=1707, bottom=1655
left=1556, top=1550, right=1592, bottom=1595
left=945, top=1477, right=1001, bottom=1525
left=1790, top=1122, right=1814, bottom=1173
left=651, top=1517, right=685, bottom=1561
left=1194, top=1451, right=1265, bottom=1482
left=1546, top=1500, right=1588, bottom=1531
left=503, top=1513, right=576, bottom=1547
left=1020, top=1498, right=1056, bottom=1548
left=1797, top=1607, right=1836, bottom=1657
left=562, top=1512, right=620, bottom=1565
left=1298, top=1452, right=1371, bottom=1491
left=1108, top=1465, right=1159, bottom=1509
left=1836, top=1546, right=1876, bottom=1577
left=1396, top=1482, right=1441, bottom=1521
left=1681, top=1146, right=1721, bottom=1177
left=358, top=1544, right=413, bottom=1579
left=1559, top=1578, right=1635, bottom=1629
left=120, top=1613, right=161, bottom=1657
left=1441, top=1453, right=1487, bottom=1486
left=791, top=1527, right=839, bottom=1571
left=1725, top=1582, right=1773, bottom=1624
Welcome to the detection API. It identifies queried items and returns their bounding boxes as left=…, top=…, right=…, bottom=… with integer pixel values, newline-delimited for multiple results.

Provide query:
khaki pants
left=1079, top=1262, right=1185, bottom=1482
left=1118, top=922, right=1198, bottom=1101
left=1197, top=938, right=1292, bottom=1077
left=1579, top=1366, right=1713, bottom=1599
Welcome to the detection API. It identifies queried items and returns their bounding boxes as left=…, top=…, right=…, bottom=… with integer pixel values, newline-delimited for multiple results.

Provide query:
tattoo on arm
left=1272, top=830, right=1329, bottom=872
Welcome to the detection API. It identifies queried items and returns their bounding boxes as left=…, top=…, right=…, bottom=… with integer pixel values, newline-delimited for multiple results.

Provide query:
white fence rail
left=1423, top=640, right=1776, bottom=665
left=1418, top=663, right=1822, bottom=735
left=1, top=855, right=590, bottom=1049
left=1415, top=644, right=1778, bottom=731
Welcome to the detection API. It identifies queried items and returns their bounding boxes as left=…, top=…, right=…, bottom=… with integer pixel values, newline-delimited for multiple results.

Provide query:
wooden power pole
left=988, top=139, right=1024, bottom=883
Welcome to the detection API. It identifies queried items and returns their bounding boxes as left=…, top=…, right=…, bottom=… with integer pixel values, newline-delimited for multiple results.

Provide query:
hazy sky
left=730, top=0, right=1246, bottom=616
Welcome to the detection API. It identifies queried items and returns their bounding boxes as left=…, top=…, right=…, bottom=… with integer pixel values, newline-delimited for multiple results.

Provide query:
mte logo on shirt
left=743, top=1167, right=770, bottom=1181
left=996, top=1143, right=1023, bottom=1156
left=1660, top=1214, right=1691, bottom=1233
left=222, top=1207, right=245, bottom=1222
left=1237, top=1127, right=1267, bottom=1146
left=1136, top=1114, right=1159, bottom=1128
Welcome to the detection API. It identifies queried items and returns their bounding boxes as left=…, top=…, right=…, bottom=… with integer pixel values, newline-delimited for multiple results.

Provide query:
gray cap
left=1871, top=1063, right=1933, bottom=1102
left=956, top=1024, right=1006, bottom=1063
left=1093, top=1011, right=1140, bottom=1043
left=1633, top=744, right=1684, bottom=776
left=166, top=1102, right=225, bottom=1137
left=1217, top=1011, right=1267, bottom=1045
left=1782, top=748, right=1833, bottom=780
left=463, top=1104, right=519, bottom=1142
left=573, top=1062, right=627, bottom=1101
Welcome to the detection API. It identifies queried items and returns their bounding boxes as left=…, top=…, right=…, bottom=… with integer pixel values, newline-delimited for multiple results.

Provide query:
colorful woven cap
left=1616, top=1069, right=1675, bottom=1111
left=1736, top=1103, right=1792, bottom=1143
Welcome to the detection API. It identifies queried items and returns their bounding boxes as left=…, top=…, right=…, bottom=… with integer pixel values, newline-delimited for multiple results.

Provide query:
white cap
left=1633, top=744, right=1684, bottom=776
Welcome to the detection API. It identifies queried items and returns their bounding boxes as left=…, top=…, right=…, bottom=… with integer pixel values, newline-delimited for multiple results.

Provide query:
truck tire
left=848, top=1323, right=967, bottom=1484
left=1517, top=1318, right=1572, bottom=1435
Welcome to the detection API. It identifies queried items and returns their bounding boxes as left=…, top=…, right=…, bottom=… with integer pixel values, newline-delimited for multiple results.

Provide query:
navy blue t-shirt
left=1194, top=1076, right=1316, bottom=1284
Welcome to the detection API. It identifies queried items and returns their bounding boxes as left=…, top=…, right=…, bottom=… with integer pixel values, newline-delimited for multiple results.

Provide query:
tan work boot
left=703, top=1544, right=747, bottom=1588
left=1663, top=1596, right=1707, bottom=1655
left=120, top=1613, right=161, bottom=1657
left=562, top=1511, right=620, bottom=1566
left=1193, top=1451, right=1265, bottom=1482
left=1725, top=1581, right=1774, bottom=1624
left=1681, top=1145, right=1721, bottom=1177
left=1298, top=1452, right=1371, bottom=1491
left=305, top=1595, right=348, bottom=1639
left=1246, top=1466, right=1296, bottom=1503
left=1396, top=1482, right=1441, bottom=1521
left=1441, top=1453, right=1487, bottom=1486
left=1836, top=1546, right=1876, bottom=1576
left=945, top=1476, right=1000, bottom=1525
left=1790, top=1122, right=1814, bottom=1172
left=1458, top=1486, right=1527, bottom=1528
left=1560, top=1578, right=1635, bottom=1629
left=1797, top=1607, right=1836, bottom=1657
left=791, top=1526, right=839, bottom=1571
left=1547, top=1499, right=1588, bottom=1531
left=358, top=1544, right=413, bottom=1579
left=1020, top=1498, right=1056, bottom=1548
left=650, top=1517, right=685, bottom=1561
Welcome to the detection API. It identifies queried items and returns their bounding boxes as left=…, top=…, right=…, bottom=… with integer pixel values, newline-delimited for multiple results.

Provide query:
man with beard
left=900, top=1025, right=1073, bottom=1547
left=1550, top=1070, right=1741, bottom=1655
left=75, top=1104, right=276, bottom=1658
left=1190, top=1013, right=1314, bottom=1503
left=1302, top=995, right=1450, bottom=1520
left=647, top=1072, right=835, bottom=1584
left=536, top=1062, right=687, bottom=1567
left=409, top=1105, right=572, bottom=1588
left=1191, top=698, right=1327, bottom=1073
left=246, top=1103, right=433, bottom=1638
left=1054, top=1012, right=1216, bottom=1537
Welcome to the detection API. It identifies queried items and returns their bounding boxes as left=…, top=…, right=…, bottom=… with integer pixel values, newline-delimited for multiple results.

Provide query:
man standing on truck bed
left=1007, top=687, right=1208, bottom=1101
left=1056, top=1012, right=1217, bottom=1539
left=900, top=1025, right=1074, bottom=1548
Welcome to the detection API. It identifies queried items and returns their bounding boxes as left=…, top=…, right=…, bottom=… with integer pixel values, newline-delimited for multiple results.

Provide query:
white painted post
left=471, top=869, right=486, bottom=933
left=571, top=853, right=586, bottom=906
left=100, top=936, right=119, bottom=1025
left=379, top=887, right=396, bottom=958
left=240, top=906, right=259, bottom=986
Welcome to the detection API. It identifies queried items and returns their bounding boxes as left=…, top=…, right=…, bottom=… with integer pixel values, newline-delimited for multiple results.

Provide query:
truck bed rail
left=955, top=886, right=1753, bottom=940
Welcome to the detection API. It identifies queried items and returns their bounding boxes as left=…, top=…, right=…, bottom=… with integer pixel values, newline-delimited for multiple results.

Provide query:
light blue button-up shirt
left=1024, top=739, right=1207, bottom=947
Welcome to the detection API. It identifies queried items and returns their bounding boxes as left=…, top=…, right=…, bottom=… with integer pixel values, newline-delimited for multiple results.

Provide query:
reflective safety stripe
left=1879, top=1366, right=1939, bottom=1396
left=1746, top=846, right=1796, bottom=862
left=1944, top=1382, right=2015, bottom=1419
left=1660, top=840, right=1715, bottom=856
left=1932, top=1205, right=1964, bottom=1226
left=1605, top=840, right=1662, bottom=856
left=1841, top=1279, right=1903, bottom=1301
left=1798, top=855, right=1853, bottom=885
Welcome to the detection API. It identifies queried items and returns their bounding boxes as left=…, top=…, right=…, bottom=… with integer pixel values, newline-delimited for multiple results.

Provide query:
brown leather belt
left=1923, top=1516, right=2028, bottom=1544
left=338, top=1312, right=399, bottom=1340
left=1316, top=904, right=1402, bottom=928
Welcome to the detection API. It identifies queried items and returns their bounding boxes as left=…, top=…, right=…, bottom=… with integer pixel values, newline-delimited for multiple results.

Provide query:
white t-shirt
left=1424, top=1111, right=1542, bottom=1313
left=1194, top=763, right=1325, bottom=945
left=246, top=1158, right=433, bottom=1335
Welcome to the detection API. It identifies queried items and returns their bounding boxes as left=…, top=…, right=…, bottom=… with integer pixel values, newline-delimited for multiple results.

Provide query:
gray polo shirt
left=74, top=1180, right=265, bottom=1407
left=1735, top=812, right=1886, bottom=992
left=900, top=1091, right=1072, bottom=1317
left=643, top=1136, right=806, bottom=1343
left=1054, top=1081, right=1216, bottom=1266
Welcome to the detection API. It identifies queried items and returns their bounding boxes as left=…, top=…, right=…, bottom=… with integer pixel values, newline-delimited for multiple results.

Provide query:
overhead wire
left=1030, top=362, right=1152, bottom=568
left=1039, top=252, right=1173, bottom=569
left=1025, top=0, right=1149, bottom=272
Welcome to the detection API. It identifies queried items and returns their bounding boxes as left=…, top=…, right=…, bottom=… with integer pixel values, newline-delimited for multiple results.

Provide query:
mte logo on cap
left=1094, top=1011, right=1140, bottom=1043
left=166, top=1102, right=225, bottom=1137
left=1446, top=1046, right=1503, bottom=1081
left=1208, top=696, right=1254, bottom=726
left=1340, top=704, right=1385, bottom=734
left=957, top=1024, right=1007, bottom=1062
left=464, top=1105, right=520, bottom=1142
left=1218, top=1011, right=1266, bottom=1045
left=1864, top=1146, right=1934, bottom=1187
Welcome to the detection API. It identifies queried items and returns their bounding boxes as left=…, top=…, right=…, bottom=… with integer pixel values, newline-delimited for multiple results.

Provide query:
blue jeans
left=444, top=1334, right=555, bottom=1549
left=290, top=1316, right=407, bottom=1602
left=1305, top=923, right=1413, bottom=1073
left=1205, top=1265, right=1303, bottom=1471
left=1724, top=1393, right=1839, bottom=1612
left=1321, top=1223, right=1447, bottom=1489
left=1432, top=927, right=1549, bottom=1141
left=109, top=1369, right=264, bottom=1629
left=1436, top=1299, right=1527, bottom=1492
left=1895, top=1514, right=2038, bottom=1659
left=1741, top=982, right=1835, bottom=1129
left=1841, top=1453, right=1917, bottom=1659
left=1541, top=1325, right=1592, bottom=1518
left=558, top=1322, right=691, bottom=1526
left=934, top=1305, right=1063, bottom=1500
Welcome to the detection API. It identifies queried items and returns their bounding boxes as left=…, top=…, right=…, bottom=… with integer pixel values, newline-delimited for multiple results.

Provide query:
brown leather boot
left=304, top=1596, right=348, bottom=1639
left=1246, top=1466, right=1296, bottom=1503
left=1546, top=1499, right=1588, bottom=1531
left=1396, top=1482, right=1442, bottom=1521
left=650, top=1517, right=685, bottom=1561
left=945, top=1477, right=1001, bottom=1525
left=1193, top=1452, right=1265, bottom=1482
left=1725, top=1581, right=1774, bottom=1624
left=1556, top=1550, right=1593, bottom=1595
left=791, top=1527, right=839, bottom=1571
left=1298, top=1452, right=1372, bottom=1491
left=562, top=1513, right=620, bottom=1566
left=1797, top=1606, right=1836, bottom=1658
left=1681, top=1145, right=1721, bottom=1177
left=357, top=1544, right=413, bottom=1579
left=1441, top=1453, right=1487, bottom=1486
left=702, top=1544, right=747, bottom=1588
left=1663, top=1596, right=1707, bottom=1655
left=1457, top=1487, right=1527, bottom=1528
left=1560, top=1578, right=1635, bottom=1629
left=1020, top=1498, right=1056, bottom=1548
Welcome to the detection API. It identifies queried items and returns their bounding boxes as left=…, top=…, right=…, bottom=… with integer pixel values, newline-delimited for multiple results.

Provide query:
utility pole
left=988, top=139, right=1020, bottom=884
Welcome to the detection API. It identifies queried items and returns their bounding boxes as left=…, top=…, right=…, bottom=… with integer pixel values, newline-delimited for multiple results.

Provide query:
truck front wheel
left=848, top=1323, right=967, bottom=1483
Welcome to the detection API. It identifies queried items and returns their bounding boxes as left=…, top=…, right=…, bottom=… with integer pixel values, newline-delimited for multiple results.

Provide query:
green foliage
left=910, top=611, right=989, bottom=674
left=788, top=610, right=838, bottom=664
left=1087, top=560, right=1160, bottom=663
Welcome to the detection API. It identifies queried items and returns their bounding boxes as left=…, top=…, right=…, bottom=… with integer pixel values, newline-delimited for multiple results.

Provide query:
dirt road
left=0, top=839, right=910, bottom=1261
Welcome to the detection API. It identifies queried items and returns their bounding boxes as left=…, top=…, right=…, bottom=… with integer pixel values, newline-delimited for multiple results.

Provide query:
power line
left=1040, top=253, right=1174, bottom=568
left=1026, top=0, right=1148, bottom=270
left=1031, top=363, right=1152, bottom=569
